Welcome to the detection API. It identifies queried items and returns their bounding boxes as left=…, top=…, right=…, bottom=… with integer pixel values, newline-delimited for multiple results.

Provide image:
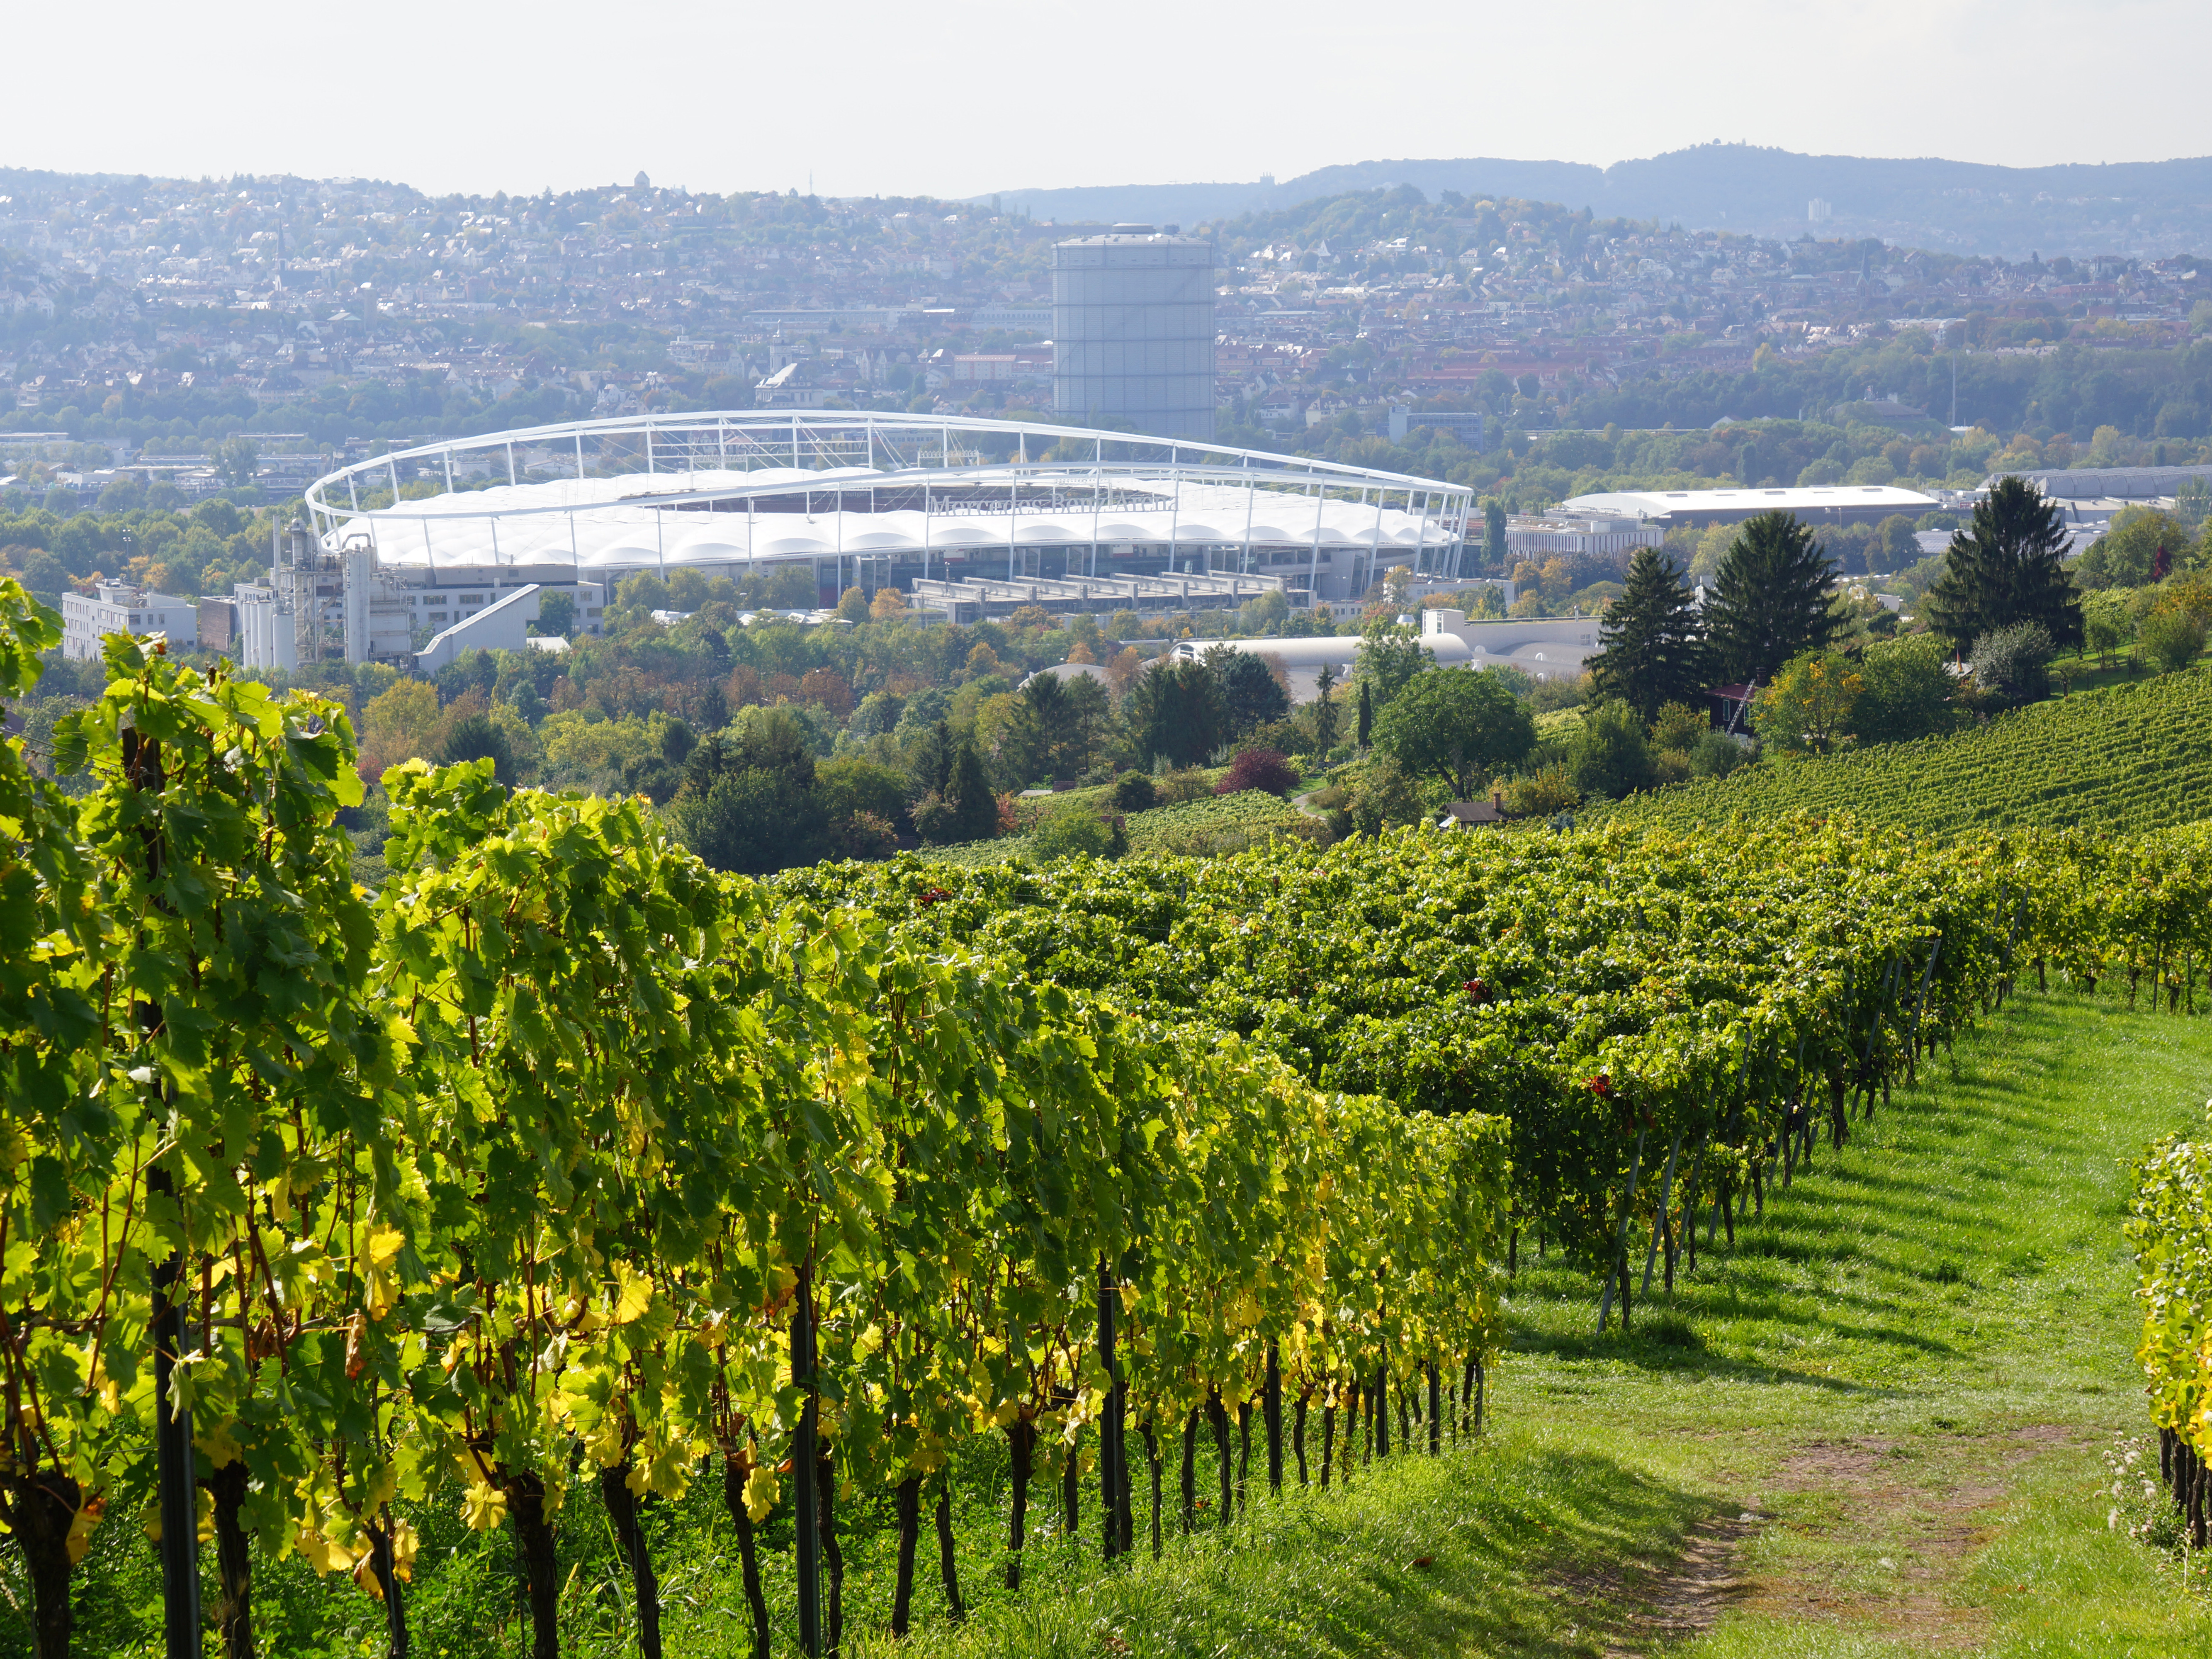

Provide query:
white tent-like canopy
left=305, top=413, right=1473, bottom=588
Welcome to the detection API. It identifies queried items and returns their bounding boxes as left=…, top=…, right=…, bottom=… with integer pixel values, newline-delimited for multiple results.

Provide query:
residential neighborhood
left=2, top=165, right=2207, bottom=511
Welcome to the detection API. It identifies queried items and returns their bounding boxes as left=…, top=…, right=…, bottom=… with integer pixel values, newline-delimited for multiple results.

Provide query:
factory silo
left=1053, top=227, right=1216, bottom=441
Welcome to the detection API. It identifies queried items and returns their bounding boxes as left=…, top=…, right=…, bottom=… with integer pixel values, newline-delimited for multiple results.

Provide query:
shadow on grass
left=890, top=1436, right=1726, bottom=1659
left=1507, top=1326, right=1905, bottom=1397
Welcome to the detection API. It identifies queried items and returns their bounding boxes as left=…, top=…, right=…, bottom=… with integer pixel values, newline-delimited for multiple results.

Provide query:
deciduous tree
left=1352, top=622, right=1433, bottom=714
left=1371, top=667, right=1536, bottom=800
left=1751, top=649, right=1864, bottom=754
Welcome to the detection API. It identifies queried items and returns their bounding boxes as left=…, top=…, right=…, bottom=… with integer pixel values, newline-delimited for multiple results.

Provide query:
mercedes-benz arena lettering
left=299, top=411, right=1473, bottom=668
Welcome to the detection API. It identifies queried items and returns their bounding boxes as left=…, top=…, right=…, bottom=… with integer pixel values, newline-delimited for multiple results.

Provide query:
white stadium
left=238, top=413, right=1475, bottom=673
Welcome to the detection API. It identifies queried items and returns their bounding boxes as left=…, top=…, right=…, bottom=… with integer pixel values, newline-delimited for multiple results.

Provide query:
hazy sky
left=7, top=0, right=2203, bottom=199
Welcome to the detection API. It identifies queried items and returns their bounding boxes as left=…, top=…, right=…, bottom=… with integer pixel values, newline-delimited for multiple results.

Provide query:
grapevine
left=5, top=574, right=2211, bottom=1657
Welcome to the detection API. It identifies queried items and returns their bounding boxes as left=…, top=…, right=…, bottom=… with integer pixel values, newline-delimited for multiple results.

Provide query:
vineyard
left=2130, top=1112, right=2212, bottom=1555
left=1599, top=665, right=2212, bottom=837
left=9, top=561, right=2212, bottom=1659
left=929, top=787, right=1313, bottom=868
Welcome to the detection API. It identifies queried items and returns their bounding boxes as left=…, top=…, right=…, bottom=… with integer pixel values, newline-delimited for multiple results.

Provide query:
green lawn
left=36, top=989, right=2211, bottom=1657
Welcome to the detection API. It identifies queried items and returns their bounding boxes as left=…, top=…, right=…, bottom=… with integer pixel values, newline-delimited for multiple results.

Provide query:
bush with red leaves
left=1586, top=1073, right=1613, bottom=1097
left=1214, top=747, right=1299, bottom=798
left=1463, top=979, right=1493, bottom=1004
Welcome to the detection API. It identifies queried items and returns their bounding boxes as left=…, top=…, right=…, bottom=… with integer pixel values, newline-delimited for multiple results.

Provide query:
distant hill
left=1597, top=668, right=2212, bottom=839
left=990, top=144, right=2212, bottom=259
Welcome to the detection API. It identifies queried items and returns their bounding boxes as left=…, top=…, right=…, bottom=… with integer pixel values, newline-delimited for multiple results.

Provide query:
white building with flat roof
left=1561, top=485, right=1937, bottom=528
left=59, top=582, right=197, bottom=661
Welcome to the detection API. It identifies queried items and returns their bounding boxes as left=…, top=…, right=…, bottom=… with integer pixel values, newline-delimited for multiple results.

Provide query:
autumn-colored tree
left=357, top=679, right=442, bottom=783
left=1751, top=650, right=1865, bottom=754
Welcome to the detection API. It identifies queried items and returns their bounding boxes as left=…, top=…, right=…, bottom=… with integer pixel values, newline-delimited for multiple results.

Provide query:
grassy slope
left=33, top=991, right=2207, bottom=1657
left=1598, top=665, right=2212, bottom=837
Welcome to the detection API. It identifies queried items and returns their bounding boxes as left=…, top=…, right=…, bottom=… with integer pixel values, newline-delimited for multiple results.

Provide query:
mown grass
left=21, top=988, right=2212, bottom=1658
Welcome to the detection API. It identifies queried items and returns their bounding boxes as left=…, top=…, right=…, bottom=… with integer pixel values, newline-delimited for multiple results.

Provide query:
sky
left=5, top=0, right=2205, bottom=200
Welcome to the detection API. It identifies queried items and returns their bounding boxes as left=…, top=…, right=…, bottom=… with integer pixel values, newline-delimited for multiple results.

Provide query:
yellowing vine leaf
left=460, top=1481, right=508, bottom=1532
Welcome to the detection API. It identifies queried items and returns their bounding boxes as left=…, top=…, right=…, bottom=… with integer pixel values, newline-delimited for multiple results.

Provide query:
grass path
left=889, top=987, right=2212, bottom=1659
left=1493, top=985, right=2212, bottom=1657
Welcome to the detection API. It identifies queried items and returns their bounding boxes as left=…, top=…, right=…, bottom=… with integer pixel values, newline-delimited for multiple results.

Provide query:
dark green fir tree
left=1703, top=511, right=1838, bottom=684
left=1924, top=477, right=2085, bottom=652
left=1586, top=547, right=1712, bottom=721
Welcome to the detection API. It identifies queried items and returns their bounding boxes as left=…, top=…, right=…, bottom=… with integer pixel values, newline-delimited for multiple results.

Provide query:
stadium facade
left=287, top=411, right=1473, bottom=671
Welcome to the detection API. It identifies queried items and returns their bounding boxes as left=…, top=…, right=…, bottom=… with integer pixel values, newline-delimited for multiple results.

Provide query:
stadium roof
left=306, top=412, right=1473, bottom=581
left=322, top=465, right=1458, bottom=573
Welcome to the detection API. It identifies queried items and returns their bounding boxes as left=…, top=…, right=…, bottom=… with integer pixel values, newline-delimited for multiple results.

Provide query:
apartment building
left=59, top=582, right=198, bottom=660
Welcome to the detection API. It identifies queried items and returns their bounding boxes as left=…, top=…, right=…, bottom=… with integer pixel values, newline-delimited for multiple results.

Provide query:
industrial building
left=294, top=411, right=1471, bottom=669
left=1171, top=609, right=1600, bottom=702
left=2002, top=463, right=2212, bottom=500
left=1053, top=228, right=1216, bottom=441
left=218, top=518, right=605, bottom=676
left=1504, top=513, right=1668, bottom=559
left=1561, top=484, right=1937, bottom=527
left=59, top=583, right=197, bottom=660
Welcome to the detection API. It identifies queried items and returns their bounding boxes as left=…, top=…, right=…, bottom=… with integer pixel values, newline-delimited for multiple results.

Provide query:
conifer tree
left=1703, top=511, right=1838, bottom=684
left=1924, top=477, right=2084, bottom=652
left=1586, top=547, right=1711, bottom=721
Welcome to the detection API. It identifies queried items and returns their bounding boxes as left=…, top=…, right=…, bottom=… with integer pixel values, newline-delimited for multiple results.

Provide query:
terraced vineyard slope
left=1603, top=666, right=2212, bottom=835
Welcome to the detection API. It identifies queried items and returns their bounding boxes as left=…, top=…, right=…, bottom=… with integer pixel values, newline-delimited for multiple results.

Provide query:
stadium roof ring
left=304, top=412, right=1477, bottom=603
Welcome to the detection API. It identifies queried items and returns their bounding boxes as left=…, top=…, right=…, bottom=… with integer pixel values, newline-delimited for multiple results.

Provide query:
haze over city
left=7, top=0, right=2210, bottom=197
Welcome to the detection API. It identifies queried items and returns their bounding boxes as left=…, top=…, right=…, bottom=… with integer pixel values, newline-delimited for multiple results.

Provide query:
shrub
left=1111, top=771, right=1158, bottom=812
left=1505, top=764, right=1580, bottom=816
left=1153, top=764, right=1213, bottom=805
left=1529, top=673, right=1590, bottom=713
left=1214, top=747, right=1299, bottom=798
left=1030, top=810, right=1117, bottom=862
left=1689, top=730, right=1748, bottom=778
left=1971, top=621, right=2055, bottom=708
left=1569, top=699, right=1655, bottom=798
left=1650, top=701, right=1709, bottom=754
left=1349, top=755, right=1427, bottom=835
left=826, top=810, right=901, bottom=860
left=2141, top=608, right=2208, bottom=674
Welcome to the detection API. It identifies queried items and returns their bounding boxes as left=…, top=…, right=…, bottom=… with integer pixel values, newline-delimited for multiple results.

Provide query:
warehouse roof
left=1561, top=485, right=1938, bottom=522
